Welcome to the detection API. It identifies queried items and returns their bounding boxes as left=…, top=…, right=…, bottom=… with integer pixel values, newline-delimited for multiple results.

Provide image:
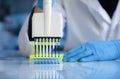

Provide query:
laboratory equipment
left=30, top=0, right=64, bottom=64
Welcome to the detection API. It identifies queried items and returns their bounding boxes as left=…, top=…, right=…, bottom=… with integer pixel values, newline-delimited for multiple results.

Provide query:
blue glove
left=63, top=40, right=120, bottom=62
left=38, top=0, right=56, bottom=10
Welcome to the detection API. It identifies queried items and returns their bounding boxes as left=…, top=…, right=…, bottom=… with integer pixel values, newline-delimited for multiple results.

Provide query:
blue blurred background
left=0, top=0, right=34, bottom=57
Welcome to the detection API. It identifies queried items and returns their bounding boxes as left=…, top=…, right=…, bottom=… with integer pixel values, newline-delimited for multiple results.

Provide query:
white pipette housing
left=32, top=0, right=63, bottom=38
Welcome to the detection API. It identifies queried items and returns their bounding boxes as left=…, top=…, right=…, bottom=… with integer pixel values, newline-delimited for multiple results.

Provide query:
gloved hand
left=38, top=0, right=56, bottom=10
left=63, top=41, right=120, bottom=62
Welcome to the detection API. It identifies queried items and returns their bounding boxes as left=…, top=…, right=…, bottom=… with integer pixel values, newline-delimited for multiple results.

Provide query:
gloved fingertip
left=80, top=55, right=96, bottom=62
left=38, top=0, right=44, bottom=10
left=52, top=0, right=56, bottom=6
left=80, top=58, right=88, bottom=62
left=69, top=58, right=76, bottom=62
left=38, top=5, right=43, bottom=10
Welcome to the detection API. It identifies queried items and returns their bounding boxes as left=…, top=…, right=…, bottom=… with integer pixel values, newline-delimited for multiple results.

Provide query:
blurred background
left=0, top=0, right=34, bottom=58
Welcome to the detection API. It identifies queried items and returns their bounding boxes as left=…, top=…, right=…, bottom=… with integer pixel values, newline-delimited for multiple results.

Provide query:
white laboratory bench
left=0, top=56, right=120, bottom=79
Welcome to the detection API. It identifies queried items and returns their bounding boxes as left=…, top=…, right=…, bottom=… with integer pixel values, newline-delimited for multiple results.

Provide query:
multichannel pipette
left=30, top=0, right=64, bottom=64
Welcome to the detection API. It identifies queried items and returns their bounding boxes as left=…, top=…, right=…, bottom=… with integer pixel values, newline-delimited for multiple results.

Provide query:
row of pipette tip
left=32, top=58, right=62, bottom=64
left=34, top=38, right=60, bottom=54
